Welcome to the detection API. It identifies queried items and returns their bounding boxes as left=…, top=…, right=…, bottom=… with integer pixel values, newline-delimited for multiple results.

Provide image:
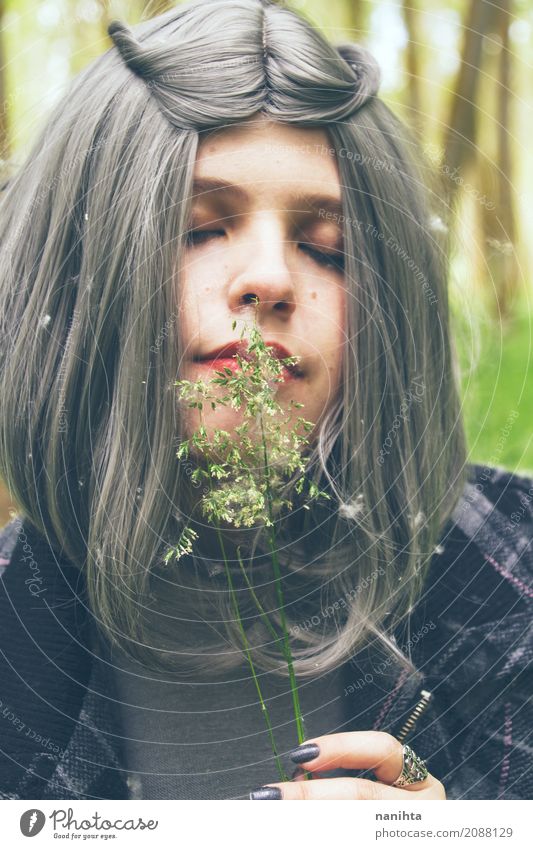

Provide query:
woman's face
left=178, top=115, right=346, bottom=444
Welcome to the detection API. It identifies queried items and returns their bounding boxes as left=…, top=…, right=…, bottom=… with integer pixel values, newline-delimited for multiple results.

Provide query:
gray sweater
left=109, top=633, right=348, bottom=799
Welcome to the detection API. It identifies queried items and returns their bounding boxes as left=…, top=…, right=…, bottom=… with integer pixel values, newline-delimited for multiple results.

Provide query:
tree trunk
left=0, top=0, right=9, bottom=165
left=401, top=0, right=423, bottom=139
left=480, top=0, right=519, bottom=318
left=443, top=0, right=500, bottom=192
left=97, top=0, right=112, bottom=41
left=344, top=1, right=367, bottom=37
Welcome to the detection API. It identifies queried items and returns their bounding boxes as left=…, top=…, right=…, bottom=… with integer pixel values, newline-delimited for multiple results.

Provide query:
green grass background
left=457, top=301, right=533, bottom=476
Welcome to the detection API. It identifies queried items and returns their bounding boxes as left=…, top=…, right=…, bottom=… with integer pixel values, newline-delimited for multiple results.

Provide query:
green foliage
left=162, top=524, right=199, bottom=563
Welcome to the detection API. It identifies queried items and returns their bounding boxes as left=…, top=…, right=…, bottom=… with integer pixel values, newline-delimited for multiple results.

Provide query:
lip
left=193, top=340, right=304, bottom=378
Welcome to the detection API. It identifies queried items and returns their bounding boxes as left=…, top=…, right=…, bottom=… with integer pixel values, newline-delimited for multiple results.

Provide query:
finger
left=288, top=731, right=427, bottom=787
left=291, top=766, right=306, bottom=781
left=291, top=767, right=330, bottom=782
left=250, top=776, right=445, bottom=800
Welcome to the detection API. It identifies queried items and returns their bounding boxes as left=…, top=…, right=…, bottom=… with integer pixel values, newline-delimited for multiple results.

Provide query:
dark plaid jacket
left=0, top=463, right=532, bottom=800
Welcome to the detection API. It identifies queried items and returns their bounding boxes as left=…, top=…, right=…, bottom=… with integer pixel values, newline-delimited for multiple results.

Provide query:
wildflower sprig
left=164, top=302, right=331, bottom=780
left=163, top=524, right=198, bottom=564
left=170, top=318, right=330, bottom=530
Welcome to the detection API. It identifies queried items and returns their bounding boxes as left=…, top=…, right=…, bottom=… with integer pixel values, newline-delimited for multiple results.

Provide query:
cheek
left=322, top=312, right=345, bottom=413
left=316, top=286, right=345, bottom=377
left=177, top=262, right=222, bottom=345
left=176, top=264, right=193, bottom=342
left=333, top=312, right=346, bottom=388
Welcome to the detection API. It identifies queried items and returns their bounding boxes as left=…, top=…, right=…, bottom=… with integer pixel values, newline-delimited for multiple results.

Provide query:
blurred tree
left=69, top=0, right=97, bottom=75
left=343, top=0, right=368, bottom=36
left=444, top=0, right=499, bottom=185
left=401, top=0, right=423, bottom=139
left=97, top=0, right=112, bottom=38
left=0, top=0, right=8, bottom=163
left=296, top=0, right=370, bottom=42
left=479, top=0, right=519, bottom=318
left=443, top=0, right=519, bottom=318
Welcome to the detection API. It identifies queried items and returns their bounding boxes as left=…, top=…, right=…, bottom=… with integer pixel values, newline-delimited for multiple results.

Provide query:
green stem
left=196, top=403, right=287, bottom=781
left=216, top=528, right=289, bottom=783
left=235, top=545, right=288, bottom=653
left=259, top=415, right=307, bottom=747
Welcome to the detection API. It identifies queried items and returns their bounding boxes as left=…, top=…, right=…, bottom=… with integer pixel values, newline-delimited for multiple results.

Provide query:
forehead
left=192, top=116, right=342, bottom=204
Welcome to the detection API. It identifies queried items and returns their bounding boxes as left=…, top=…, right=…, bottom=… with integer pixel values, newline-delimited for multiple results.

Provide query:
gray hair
left=0, top=0, right=466, bottom=677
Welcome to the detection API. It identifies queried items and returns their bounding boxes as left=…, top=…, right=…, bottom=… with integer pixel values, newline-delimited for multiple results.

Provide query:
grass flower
left=164, top=300, right=331, bottom=781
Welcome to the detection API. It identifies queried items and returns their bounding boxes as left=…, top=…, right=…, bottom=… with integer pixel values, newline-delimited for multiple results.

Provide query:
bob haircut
left=0, top=0, right=467, bottom=677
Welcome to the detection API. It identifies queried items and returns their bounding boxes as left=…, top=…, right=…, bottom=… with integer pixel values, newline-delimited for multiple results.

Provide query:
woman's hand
left=249, top=731, right=446, bottom=800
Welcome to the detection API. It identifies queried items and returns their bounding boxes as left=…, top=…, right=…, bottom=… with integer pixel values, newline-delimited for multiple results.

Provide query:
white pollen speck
left=126, top=773, right=143, bottom=798
left=429, top=214, right=447, bottom=233
left=339, top=493, right=364, bottom=520
left=434, top=544, right=445, bottom=555
left=39, top=314, right=51, bottom=327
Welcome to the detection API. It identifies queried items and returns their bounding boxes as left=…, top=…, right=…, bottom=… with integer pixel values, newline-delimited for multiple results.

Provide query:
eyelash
left=185, top=229, right=225, bottom=246
left=185, top=230, right=345, bottom=271
left=301, top=244, right=345, bottom=271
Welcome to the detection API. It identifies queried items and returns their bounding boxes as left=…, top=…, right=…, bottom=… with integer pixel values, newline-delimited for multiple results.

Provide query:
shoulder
left=407, top=465, right=533, bottom=799
left=407, top=462, right=532, bottom=679
left=442, top=462, right=533, bottom=617
left=411, top=462, right=532, bottom=694
left=452, top=461, right=533, bottom=541
left=423, top=463, right=533, bottom=611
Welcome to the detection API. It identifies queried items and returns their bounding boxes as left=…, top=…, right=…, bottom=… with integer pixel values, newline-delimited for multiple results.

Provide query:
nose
left=226, top=219, right=297, bottom=320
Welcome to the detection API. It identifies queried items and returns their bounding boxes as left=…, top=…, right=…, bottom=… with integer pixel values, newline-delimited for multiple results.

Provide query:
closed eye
left=299, top=243, right=345, bottom=271
left=185, top=229, right=225, bottom=246
left=185, top=230, right=345, bottom=271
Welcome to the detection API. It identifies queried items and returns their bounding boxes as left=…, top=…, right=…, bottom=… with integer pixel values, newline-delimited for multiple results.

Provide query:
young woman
left=0, top=0, right=531, bottom=801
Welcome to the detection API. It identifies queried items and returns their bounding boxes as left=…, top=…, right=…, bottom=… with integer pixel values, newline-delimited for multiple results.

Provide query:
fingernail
left=288, top=742, right=320, bottom=764
left=291, top=766, right=305, bottom=780
left=249, top=785, right=282, bottom=800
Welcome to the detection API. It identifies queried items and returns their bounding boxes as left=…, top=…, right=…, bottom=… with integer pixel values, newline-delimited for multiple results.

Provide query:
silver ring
left=391, top=744, right=429, bottom=787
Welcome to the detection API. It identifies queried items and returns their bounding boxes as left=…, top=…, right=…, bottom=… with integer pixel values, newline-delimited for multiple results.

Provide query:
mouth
left=192, top=340, right=304, bottom=380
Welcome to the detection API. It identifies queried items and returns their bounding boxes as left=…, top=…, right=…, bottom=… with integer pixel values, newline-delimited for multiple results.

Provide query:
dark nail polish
left=289, top=742, right=320, bottom=764
left=291, top=766, right=305, bottom=780
left=249, top=785, right=282, bottom=800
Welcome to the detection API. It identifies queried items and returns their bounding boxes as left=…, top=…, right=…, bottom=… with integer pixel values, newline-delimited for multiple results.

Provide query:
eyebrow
left=190, top=177, right=344, bottom=218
